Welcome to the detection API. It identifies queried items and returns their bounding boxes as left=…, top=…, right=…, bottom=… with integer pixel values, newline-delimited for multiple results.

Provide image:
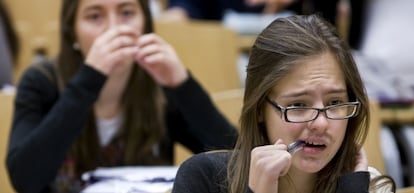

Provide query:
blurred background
left=1, top=0, right=414, bottom=192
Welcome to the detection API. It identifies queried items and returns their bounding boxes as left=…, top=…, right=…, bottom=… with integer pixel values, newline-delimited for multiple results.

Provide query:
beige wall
left=0, top=92, right=16, bottom=193
left=4, top=0, right=61, bottom=83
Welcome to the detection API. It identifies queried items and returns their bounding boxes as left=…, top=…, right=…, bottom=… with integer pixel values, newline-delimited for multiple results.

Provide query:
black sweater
left=172, top=151, right=371, bottom=193
left=6, top=62, right=238, bottom=193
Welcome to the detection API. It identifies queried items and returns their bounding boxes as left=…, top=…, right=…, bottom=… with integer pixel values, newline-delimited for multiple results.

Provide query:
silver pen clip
left=287, top=140, right=305, bottom=154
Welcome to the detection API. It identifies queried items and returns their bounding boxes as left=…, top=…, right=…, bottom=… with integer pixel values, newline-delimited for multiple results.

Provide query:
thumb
left=274, top=138, right=284, bottom=145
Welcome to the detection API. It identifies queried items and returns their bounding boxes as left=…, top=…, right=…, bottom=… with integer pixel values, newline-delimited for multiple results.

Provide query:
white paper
left=81, top=166, right=178, bottom=193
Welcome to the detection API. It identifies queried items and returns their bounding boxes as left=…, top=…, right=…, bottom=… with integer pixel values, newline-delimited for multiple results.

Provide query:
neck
left=95, top=69, right=132, bottom=119
left=280, top=167, right=316, bottom=193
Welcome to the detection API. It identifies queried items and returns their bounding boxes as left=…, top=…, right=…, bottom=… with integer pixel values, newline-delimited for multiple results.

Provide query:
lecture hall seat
left=0, top=91, right=16, bottom=193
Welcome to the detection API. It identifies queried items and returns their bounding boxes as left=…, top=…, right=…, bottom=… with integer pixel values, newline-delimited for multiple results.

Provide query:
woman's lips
left=302, top=141, right=327, bottom=154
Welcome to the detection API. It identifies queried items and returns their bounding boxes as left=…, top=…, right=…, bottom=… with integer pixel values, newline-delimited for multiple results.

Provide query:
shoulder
left=176, top=150, right=231, bottom=179
left=173, top=151, right=231, bottom=192
left=20, top=60, right=56, bottom=85
left=179, top=150, right=231, bottom=172
left=16, top=60, right=58, bottom=102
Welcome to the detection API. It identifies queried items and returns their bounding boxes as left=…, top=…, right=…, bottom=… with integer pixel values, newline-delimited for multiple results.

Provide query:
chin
left=294, top=157, right=329, bottom=173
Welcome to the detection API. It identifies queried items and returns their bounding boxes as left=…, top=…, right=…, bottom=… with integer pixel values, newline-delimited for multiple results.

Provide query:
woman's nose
left=107, top=14, right=120, bottom=29
left=108, top=19, right=117, bottom=29
left=308, top=111, right=329, bottom=133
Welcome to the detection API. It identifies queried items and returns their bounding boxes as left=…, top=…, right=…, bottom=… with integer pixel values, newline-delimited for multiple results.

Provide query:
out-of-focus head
left=58, top=0, right=153, bottom=84
left=60, top=0, right=153, bottom=56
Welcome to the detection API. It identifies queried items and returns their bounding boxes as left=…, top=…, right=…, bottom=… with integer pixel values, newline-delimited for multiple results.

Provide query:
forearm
left=6, top=65, right=106, bottom=193
left=163, top=74, right=237, bottom=150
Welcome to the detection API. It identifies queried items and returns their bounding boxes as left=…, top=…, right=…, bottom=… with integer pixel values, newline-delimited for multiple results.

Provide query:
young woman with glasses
left=172, top=14, right=395, bottom=193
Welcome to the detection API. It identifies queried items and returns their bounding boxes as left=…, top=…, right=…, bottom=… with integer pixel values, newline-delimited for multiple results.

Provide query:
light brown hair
left=227, top=14, right=393, bottom=193
left=57, top=0, right=166, bottom=176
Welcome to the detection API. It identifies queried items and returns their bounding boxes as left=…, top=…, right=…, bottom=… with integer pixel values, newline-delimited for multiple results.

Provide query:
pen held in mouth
left=287, top=140, right=305, bottom=154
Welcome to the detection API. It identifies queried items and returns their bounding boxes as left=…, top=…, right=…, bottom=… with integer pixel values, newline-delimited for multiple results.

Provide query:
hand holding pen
left=248, top=139, right=304, bottom=193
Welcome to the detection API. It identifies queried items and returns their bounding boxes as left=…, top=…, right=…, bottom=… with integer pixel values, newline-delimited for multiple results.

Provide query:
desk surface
left=397, top=186, right=414, bottom=193
left=0, top=92, right=15, bottom=193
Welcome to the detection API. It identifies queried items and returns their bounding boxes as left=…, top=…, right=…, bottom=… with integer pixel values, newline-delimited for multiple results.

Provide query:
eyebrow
left=118, top=2, right=137, bottom=8
left=81, top=1, right=136, bottom=12
left=278, top=88, right=348, bottom=99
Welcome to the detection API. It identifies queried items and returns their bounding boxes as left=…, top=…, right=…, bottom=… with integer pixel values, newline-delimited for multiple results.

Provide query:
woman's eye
left=287, top=103, right=306, bottom=108
left=121, top=9, right=135, bottom=17
left=86, top=13, right=101, bottom=21
left=329, top=100, right=344, bottom=106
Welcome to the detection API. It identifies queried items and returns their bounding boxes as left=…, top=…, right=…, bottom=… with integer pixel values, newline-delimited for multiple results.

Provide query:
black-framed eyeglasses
left=265, top=97, right=360, bottom=123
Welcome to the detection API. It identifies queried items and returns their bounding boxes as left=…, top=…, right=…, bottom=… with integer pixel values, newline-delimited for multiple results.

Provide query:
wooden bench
left=155, top=20, right=242, bottom=93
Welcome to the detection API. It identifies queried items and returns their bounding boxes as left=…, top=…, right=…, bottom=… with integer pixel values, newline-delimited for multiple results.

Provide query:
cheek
left=330, top=121, right=348, bottom=150
left=76, top=23, right=104, bottom=55
left=335, top=121, right=347, bottom=139
left=264, top=107, right=301, bottom=144
left=129, top=18, right=144, bottom=35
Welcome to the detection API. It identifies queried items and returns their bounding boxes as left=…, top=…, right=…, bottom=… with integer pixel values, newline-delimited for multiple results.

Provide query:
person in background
left=0, top=0, right=19, bottom=87
left=6, top=0, right=237, bottom=192
left=172, top=14, right=395, bottom=193
left=162, top=0, right=366, bottom=50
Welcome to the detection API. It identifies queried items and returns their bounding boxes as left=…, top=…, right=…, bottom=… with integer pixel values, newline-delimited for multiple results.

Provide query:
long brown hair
left=57, top=0, right=166, bottom=175
left=228, top=14, right=391, bottom=193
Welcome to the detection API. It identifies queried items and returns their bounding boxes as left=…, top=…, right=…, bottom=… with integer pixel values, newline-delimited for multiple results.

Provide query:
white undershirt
left=96, top=113, right=161, bottom=157
left=96, top=113, right=123, bottom=147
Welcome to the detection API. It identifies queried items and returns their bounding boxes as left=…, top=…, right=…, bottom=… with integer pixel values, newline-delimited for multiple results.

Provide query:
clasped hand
left=85, top=25, right=188, bottom=88
left=248, top=140, right=369, bottom=193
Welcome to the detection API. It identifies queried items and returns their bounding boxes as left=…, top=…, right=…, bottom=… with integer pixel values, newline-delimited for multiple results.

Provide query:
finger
left=105, top=35, right=137, bottom=53
left=110, top=46, right=138, bottom=59
left=101, top=46, right=138, bottom=74
left=251, top=143, right=287, bottom=155
left=136, top=43, right=161, bottom=60
left=250, top=144, right=289, bottom=165
left=256, top=148, right=292, bottom=177
left=274, top=138, right=288, bottom=151
left=136, top=33, right=165, bottom=48
left=95, top=25, right=140, bottom=46
left=140, top=52, right=164, bottom=64
left=252, top=150, right=292, bottom=177
left=274, top=138, right=284, bottom=145
left=277, top=153, right=292, bottom=176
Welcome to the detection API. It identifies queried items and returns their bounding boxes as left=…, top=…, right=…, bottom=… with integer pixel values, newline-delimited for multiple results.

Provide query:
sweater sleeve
left=6, top=64, right=106, bottom=193
left=163, top=74, right=238, bottom=153
left=336, top=171, right=370, bottom=193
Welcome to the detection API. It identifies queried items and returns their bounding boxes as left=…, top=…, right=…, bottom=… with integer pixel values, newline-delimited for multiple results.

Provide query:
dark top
left=172, top=151, right=370, bottom=193
left=6, top=62, right=238, bottom=193
left=167, top=0, right=365, bottom=49
left=168, top=0, right=263, bottom=20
